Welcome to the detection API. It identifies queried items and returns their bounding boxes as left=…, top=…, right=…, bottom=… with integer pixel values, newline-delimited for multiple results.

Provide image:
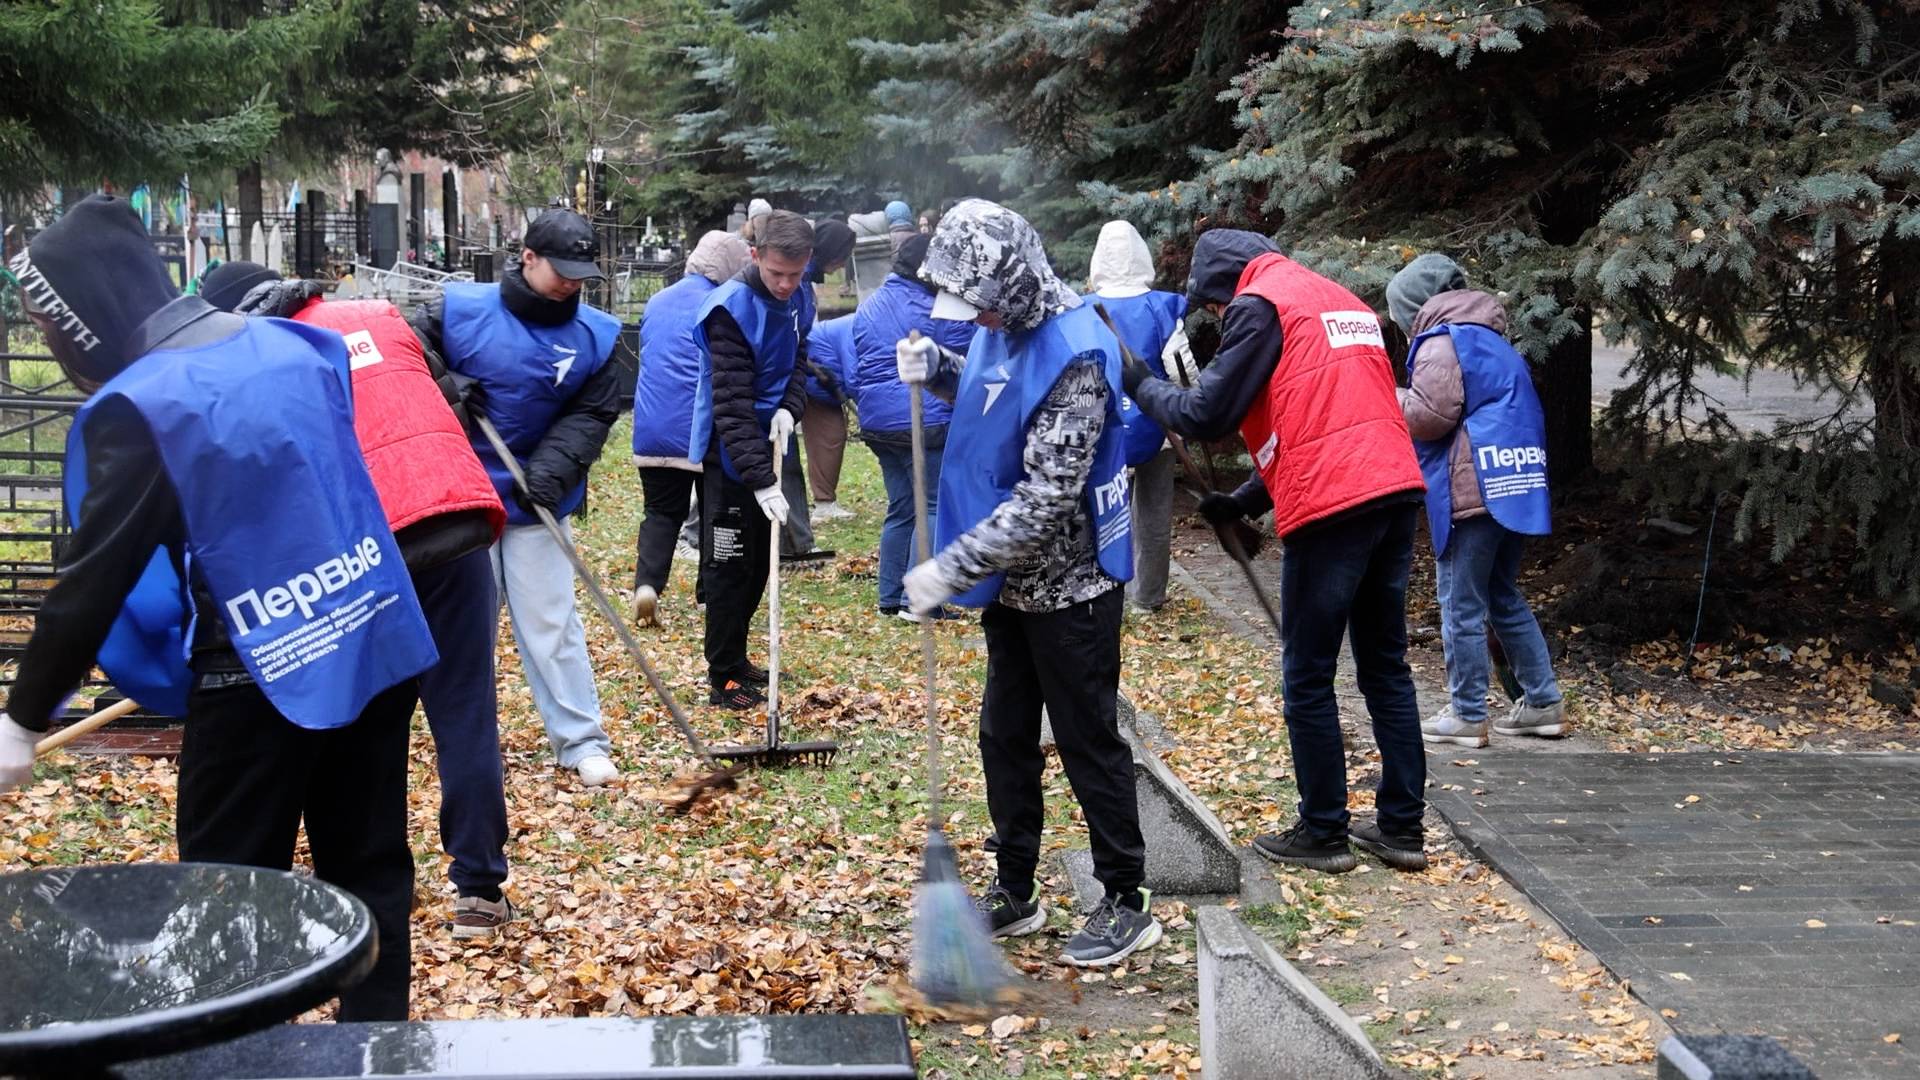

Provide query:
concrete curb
left=1197, top=906, right=1397, bottom=1080
left=1063, top=721, right=1242, bottom=905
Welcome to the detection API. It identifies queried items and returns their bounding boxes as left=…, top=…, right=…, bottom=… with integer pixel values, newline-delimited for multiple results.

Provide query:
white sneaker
left=575, top=755, right=619, bottom=786
left=1495, top=699, right=1567, bottom=738
left=894, top=609, right=923, bottom=624
left=813, top=501, right=854, bottom=522
left=631, top=585, right=658, bottom=627
left=1421, top=704, right=1490, bottom=748
left=672, top=541, right=699, bottom=563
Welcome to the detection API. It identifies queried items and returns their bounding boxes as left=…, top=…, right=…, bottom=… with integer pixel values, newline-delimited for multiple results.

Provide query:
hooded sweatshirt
left=1397, top=289, right=1512, bottom=521
left=916, top=199, right=1121, bottom=612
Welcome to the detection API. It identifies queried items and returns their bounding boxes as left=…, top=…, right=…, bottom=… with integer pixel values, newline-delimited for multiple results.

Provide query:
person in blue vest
left=0, top=196, right=437, bottom=1019
left=848, top=233, right=976, bottom=620
left=1386, top=255, right=1562, bottom=748
left=1084, top=219, right=1191, bottom=614
left=410, top=209, right=623, bottom=787
left=630, top=230, right=752, bottom=627
left=895, top=198, right=1159, bottom=969
left=802, top=311, right=856, bottom=525
left=688, top=210, right=815, bottom=709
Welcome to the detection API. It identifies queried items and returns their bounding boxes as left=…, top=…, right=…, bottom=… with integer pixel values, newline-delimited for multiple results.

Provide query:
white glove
left=0, top=712, right=37, bottom=793
left=903, top=559, right=954, bottom=615
left=896, top=335, right=938, bottom=385
left=753, top=485, right=790, bottom=525
left=1163, top=319, right=1200, bottom=388
left=768, top=408, right=797, bottom=455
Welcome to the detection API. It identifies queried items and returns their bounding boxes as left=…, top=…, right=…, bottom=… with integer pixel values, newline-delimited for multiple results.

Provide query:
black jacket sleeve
left=1130, top=295, right=1284, bottom=441
left=5, top=400, right=182, bottom=731
left=523, top=359, right=621, bottom=511
left=704, top=306, right=778, bottom=490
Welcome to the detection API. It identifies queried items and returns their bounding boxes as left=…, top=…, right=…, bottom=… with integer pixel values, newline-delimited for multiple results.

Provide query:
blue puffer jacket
left=849, top=273, right=976, bottom=433
left=807, top=314, right=855, bottom=406
left=632, top=273, right=716, bottom=464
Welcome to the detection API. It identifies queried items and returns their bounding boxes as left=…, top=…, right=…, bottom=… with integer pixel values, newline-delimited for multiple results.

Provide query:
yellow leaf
left=1805, top=919, right=1827, bottom=928
left=960, top=1025, right=986, bottom=1038
left=1886, top=1033, right=1902, bottom=1044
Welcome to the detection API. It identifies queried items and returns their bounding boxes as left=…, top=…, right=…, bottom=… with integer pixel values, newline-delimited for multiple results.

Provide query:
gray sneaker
left=1421, top=704, right=1490, bottom=748
left=1062, top=890, right=1162, bottom=968
left=1495, top=699, right=1566, bottom=737
left=452, top=894, right=513, bottom=939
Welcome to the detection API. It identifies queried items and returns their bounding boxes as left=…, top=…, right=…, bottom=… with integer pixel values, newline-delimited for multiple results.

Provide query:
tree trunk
left=237, top=161, right=263, bottom=262
left=1869, top=238, right=1920, bottom=453
left=1539, top=304, right=1594, bottom=482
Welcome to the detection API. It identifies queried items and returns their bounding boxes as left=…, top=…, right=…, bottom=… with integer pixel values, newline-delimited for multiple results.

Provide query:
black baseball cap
left=523, top=210, right=604, bottom=281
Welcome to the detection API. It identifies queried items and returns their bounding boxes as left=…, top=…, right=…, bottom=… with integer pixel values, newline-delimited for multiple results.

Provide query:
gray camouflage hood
left=919, top=198, right=1080, bottom=333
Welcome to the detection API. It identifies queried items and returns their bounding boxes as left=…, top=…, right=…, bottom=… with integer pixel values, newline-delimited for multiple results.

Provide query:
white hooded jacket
left=1086, top=220, right=1197, bottom=386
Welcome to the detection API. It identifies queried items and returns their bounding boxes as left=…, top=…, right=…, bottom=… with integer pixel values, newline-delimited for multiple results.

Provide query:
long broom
left=903, top=337, right=1011, bottom=1006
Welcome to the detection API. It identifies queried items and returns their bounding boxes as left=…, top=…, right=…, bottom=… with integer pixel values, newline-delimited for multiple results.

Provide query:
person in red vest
left=200, top=262, right=516, bottom=938
left=1123, top=229, right=1430, bottom=875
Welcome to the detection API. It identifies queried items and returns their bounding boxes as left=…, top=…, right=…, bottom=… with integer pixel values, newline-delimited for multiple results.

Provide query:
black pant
left=635, top=466, right=698, bottom=593
left=176, top=678, right=418, bottom=1021
left=701, top=467, right=772, bottom=687
left=415, top=547, right=507, bottom=898
left=1278, top=502, right=1426, bottom=838
left=979, top=587, right=1144, bottom=898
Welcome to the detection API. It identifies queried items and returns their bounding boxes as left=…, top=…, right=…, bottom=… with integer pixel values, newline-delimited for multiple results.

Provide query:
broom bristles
left=910, top=828, right=1012, bottom=1006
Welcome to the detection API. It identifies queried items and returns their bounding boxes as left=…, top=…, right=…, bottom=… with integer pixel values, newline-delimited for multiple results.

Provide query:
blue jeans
left=414, top=547, right=508, bottom=896
left=1435, top=515, right=1562, bottom=723
left=865, top=425, right=946, bottom=611
left=1279, top=502, right=1426, bottom=839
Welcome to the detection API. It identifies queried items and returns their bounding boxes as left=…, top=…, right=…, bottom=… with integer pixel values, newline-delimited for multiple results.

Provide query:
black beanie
left=199, top=260, right=280, bottom=314
left=812, top=219, right=856, bottom=269
left=890, top=233, right=931, bottom=283
left=8, top=195, right=178, bottom=382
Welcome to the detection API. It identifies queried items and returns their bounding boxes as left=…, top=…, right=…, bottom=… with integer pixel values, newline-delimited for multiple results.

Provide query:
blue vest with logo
left=66, top=318, right=437, bottom=726
left=440, top=283, right=621, bottom=524
left=1408, top=323, right=1552, bottom=555
left=688, top=279, right=803, bottom=483
left=936, top=303, right=1133, bottom=607
left=632, top=274, right=717, bottom=462
left=1090, top=290, right=1187, bottom=466
left=848, top=274, right=973, bottom=433
left=806, top=314, right=855, bottom=406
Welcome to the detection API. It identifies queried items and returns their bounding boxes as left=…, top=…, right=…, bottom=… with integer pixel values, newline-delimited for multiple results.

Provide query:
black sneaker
left=1350, top=819, right=1429, bottom=871
left=709, top=679, right=765, bottom=710
left=1252, top=821, right=1358, bottom=873
left=738, top=664, right=769, bottom=688
left=975, top=882, right=1046, bottom=939
left=1063, top=890, right=1162, bottom=968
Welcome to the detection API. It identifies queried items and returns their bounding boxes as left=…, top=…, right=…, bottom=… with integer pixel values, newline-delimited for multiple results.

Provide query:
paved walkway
left=1428, top=751, right=1920, bottom=1079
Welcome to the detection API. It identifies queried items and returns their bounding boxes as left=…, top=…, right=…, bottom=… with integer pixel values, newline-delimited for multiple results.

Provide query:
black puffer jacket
left=702, top=265, right=807, bottom=491
left=409, top=263, right=622, bottom=511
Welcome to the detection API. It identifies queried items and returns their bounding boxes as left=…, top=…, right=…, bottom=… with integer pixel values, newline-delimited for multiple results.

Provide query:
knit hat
left=1385, top=253, right=1468, bottom=334
left=811, top=219, right=856, bottom=272
left=199, top=260, right=281, bottom=313
left=8, top=194, right=178, bottom=382
left=884, top=200, right=913, bottom=229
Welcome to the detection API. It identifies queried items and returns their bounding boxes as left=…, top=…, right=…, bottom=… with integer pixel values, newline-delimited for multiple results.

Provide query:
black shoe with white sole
left=975, top=881, right=1046, bottom=938
left=1062, top=890, right=1162, bottom=968
left=1349, top=819, right=1429, bottom=871
left=1252, top=821, right=1358, bottom=873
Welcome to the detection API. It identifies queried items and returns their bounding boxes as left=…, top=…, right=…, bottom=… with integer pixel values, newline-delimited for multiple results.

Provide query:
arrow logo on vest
left=551, top=343, right=578, bottom=386
left=981, top=364, right=1011, bottom=414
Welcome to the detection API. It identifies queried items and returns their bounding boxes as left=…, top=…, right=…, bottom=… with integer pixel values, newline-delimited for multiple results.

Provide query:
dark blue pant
left=865, top=425, right=945, bottom=612
left=1278, top=502, right=1426, bottom=839
left=414, top=547, right=508, bottom=897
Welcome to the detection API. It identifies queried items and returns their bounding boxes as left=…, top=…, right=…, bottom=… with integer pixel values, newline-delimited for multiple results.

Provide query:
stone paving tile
left=1428, top=751, right=1920, bottom=1080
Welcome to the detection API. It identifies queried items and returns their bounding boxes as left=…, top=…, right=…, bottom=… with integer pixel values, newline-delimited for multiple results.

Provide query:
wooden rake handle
left=35, top=698, right=141, bottom=757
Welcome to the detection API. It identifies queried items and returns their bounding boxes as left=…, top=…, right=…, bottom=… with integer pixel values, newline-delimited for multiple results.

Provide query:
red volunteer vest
left=292, top=298, right=506, bottom=537
left=1234, top=254, right=1424, bottom=538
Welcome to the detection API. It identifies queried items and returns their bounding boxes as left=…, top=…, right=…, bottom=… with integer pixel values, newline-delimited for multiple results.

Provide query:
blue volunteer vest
left=936, top=303, right=1133, bottom=607
left=1091, top=290, right=1187, bottom=466
left=632, top=274, right=717, bottom=462
left=66, top=318, right=437, bottom=726
left=1408, top=323, right=1552, bottom=554
left=440, top=283, right=622, bottom=524
left=806, top=314, right=855, bottom=405
left=848, top=274, right=971, bottom=433
left=688, top=279, right=803, bottom=483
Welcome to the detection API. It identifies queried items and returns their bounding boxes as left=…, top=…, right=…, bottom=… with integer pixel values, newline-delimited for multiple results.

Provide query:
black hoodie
left=4, top=197, right=255, bottom=730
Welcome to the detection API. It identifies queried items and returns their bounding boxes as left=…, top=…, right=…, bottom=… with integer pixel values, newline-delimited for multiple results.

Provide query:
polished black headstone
left=1659, top=1035, right=1819, bottom=1079
left=112, top=1016, right=918, bottom=1079
left=0, top=863, right=374, bottom=1073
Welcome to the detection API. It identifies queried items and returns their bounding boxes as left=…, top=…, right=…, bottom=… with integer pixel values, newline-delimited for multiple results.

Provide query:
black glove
left=514, top=472, right=562, bottom=516
left=450, top=372, right=488, bottom=423
left=1119, top=346, right=1153, bottom=395
left=1197, top=490, right=1247, bottom=525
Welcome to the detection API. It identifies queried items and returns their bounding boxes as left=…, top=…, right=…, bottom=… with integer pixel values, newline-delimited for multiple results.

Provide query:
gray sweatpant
left=1127, top=448, right=1175, bottom=610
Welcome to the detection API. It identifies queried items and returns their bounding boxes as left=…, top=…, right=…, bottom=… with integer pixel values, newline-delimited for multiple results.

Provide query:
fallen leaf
left=1805, top=919, right=1827, bottom=928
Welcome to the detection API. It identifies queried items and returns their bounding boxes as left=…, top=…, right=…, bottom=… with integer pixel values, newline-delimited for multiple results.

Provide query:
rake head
left=711, top=739, right=841, bottom=768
